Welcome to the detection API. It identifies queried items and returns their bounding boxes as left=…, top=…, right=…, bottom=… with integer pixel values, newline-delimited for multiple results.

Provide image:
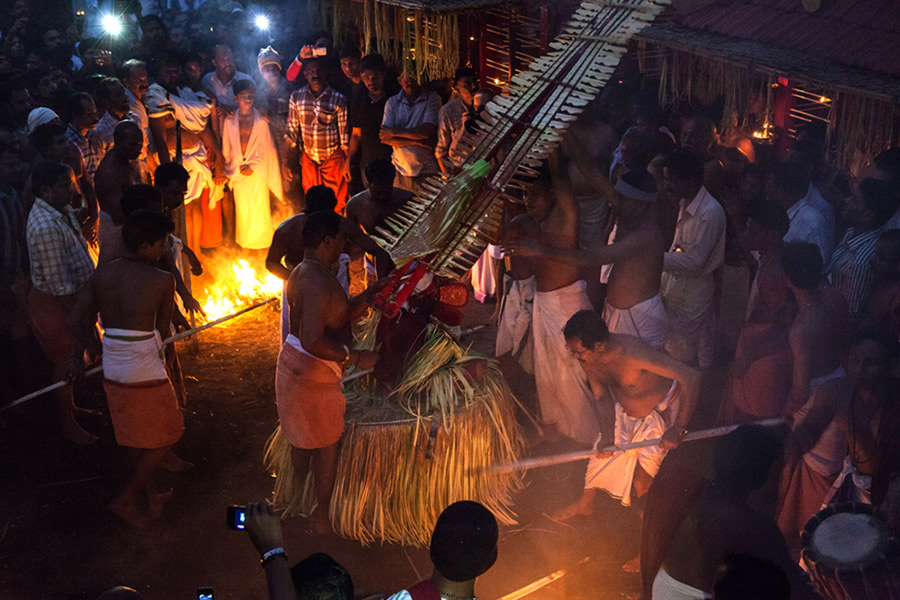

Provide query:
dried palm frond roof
left=373, top=0, right=514, bottom=11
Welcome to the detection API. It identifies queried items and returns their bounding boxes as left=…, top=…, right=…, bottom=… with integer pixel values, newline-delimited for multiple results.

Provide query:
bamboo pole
left=481, top=418, right=786, bottom=475
left=3, top=297, right=278, bottom=412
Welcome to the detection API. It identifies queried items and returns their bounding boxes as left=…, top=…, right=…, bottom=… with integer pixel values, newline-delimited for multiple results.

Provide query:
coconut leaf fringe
left=265, top=314, right=525, bottom=546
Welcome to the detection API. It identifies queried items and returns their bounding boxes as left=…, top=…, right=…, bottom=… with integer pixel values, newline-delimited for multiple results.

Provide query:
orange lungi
left=199, top=187, right=223, bottom=248
left=275, top=342, right=345, bottom=449
left=301, top=151, right=348, bottom=214
left=26, top=287, right=74, bottom=365
left=103, top=378, right=184, bottom=448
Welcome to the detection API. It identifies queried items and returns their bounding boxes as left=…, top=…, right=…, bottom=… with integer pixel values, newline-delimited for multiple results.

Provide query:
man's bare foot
left=161, top=452, right=194, bottom=473
left=147, top=488, right=174, bottom=518
left=622, top=555, right=641, bottom=573
left=109, top=497, right=149, bottom=529
left=550, top=499, right=593, bottom=522
left=63, top=421, right=99, bottom=446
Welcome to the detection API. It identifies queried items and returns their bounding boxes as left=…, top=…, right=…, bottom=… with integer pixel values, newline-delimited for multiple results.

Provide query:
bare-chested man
left=274, top=211, right=380, bottom=533
left=780, top=242, right=847, bottom=415
left=555, top=309, right=699, bottom=519
left=787, top=332, right=900, bottom=509
left=146, top=54, right=225, bottom=253
left=513, top=159, right=598, bottom=443
left=345, top=158, right=413, bottom=282
left=266, top=185, right=393, bottom=341
left=69, top=211, right=184, bottom=528
left=95, top=120, right=145, bottom=264
left=508, top=169, right=668, bottom=350
left=652, top=425, right=813, bottom=600
left=496, top=208, right=537, bottom=378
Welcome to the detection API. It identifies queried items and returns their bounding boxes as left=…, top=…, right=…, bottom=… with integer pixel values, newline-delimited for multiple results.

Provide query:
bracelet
left=261, top=547, right=287, bottom=567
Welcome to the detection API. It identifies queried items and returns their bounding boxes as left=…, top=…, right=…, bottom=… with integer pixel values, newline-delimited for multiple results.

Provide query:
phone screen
left=226, top=505, right=246, bottom=530
left=197, top=587, right=214, bottom=600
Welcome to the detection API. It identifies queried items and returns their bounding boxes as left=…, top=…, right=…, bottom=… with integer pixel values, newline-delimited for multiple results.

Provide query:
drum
left=800, top=503, right=900, bottom=600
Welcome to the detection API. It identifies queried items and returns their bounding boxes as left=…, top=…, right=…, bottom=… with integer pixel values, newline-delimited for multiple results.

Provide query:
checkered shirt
left=286, top=85, right=348, bottom=164
left=89, top=110, right=140, bottom=164
left=26, top=198, right=94, bottom=297
left=67, top=123, right=99, bottom=179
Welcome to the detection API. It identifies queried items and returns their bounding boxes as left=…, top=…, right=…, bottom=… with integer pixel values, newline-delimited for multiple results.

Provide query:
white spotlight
left=101, top=14, right=122, bottom=37
left=254, top=15, right=270, bottom=31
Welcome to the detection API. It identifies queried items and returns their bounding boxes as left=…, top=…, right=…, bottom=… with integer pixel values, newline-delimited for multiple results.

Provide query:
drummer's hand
left=354, top=350, right=380, bottom=371
left=660, top=426, right=685, bottom=450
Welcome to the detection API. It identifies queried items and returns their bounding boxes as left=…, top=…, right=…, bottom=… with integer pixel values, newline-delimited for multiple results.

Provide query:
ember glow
left=200, top=259, right=282, bottom=322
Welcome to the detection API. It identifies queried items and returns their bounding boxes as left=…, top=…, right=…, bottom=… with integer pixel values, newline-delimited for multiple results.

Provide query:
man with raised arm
left=275, top=211, right=380, bottom=533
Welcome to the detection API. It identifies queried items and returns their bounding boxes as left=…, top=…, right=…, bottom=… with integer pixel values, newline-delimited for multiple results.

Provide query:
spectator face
left=0, top=148, right=20, bottom=185
left=340, top=56, right=361, bottom=81
left=141, top=19, right=166, bottom=44
left=213, top=46, right=236, bottom=80
left=367, top=177, right=393, bottom=203
left=105, top=82, right=131, bottom=118
left=125, top=66, right=150, bottom=99
left=681, top=118, right=714, bottom=154
left=4, top=89, right=31, bottom=123
left=159, top=180, right=187, bottom=212
left=841, top=188, right=868, bottom=227
left=119, top=128, right=144, bottom=161
left=41, top=171, right=73, bottom=207
left=169, top=27, right=187, bottom=51
left=73, top=97, right=99, bottom=131
left=44, top=133, right=69, bottom=162
left=6, top=37, right=25, bottom=59
left=399, top=75, right=420, bottom=97
left=662, top=166, right=697, bottom=202
left=846, top=339, right=890, bottom=389
left=473, top=90, right=493, bottom=111
left=43, top=29, right=64, bottom=51
left=454, top=74, right=477, bottom=105
left=235, top=88, right=255, bottom=114
left=304, top=61, right=324, bottom=92
left=182, top=60, right=204, bottom=88
left=361, top=68, right=384, bottom=95
left=260, top=64, right=281, bottom=86
left=524, top=183, right=554, bottom=221
left=159, top=64, right=181, bottom=90
left=25, top=52, right=46, bottom=72
left=35, top=74, right=57, bottom=99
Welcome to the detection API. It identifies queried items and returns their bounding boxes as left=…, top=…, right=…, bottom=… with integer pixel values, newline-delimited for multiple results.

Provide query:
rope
left=3, top=297, right=278, bottom=412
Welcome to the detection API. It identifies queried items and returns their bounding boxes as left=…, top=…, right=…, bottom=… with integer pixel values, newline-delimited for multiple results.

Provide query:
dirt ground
left=1, top=276, right=662, bottom=600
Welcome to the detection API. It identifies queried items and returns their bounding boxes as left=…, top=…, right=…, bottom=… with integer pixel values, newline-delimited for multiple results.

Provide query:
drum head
left=808, top=511, right=890, bottom=570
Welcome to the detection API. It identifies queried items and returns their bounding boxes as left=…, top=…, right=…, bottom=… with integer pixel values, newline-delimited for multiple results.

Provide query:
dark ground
left=0, top=283, right=673, bottom=600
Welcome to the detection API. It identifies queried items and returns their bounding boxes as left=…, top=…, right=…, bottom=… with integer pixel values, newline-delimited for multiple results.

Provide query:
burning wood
left=199, top=258, right=283, bottom=322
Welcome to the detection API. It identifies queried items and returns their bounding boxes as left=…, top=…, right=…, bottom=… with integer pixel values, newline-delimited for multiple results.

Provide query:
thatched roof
left=372, top=0, right=513, bottom=11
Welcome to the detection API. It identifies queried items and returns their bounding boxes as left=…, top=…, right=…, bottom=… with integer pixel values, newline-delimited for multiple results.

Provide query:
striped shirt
left=436, top=96, right=470, bottom=170
left=0, top=187, right=29, bottom=285
left=66, top=123, right=100, bottom=179
left=26, top=198, right=94, bottom=297
left=827, top=227, right=882, bottom=316
left=286, top=86, right=348, bottom=165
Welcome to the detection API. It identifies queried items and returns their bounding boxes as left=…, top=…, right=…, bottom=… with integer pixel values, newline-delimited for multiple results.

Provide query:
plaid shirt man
left=436, top=97, right=470, bottom=171
left=26, top=198, right=94, bottom=297
left=66, top=123, right=100, bottom=179
left=286, top=85, right=348, bottom=164
left=89, top=110, right=140, bottom=165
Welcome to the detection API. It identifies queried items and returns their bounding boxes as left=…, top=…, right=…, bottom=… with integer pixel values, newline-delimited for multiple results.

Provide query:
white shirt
left=784, top=198, right=832, bottom=263
left=382, top=90, right=441, bottom=177
left=661, top=186, right=726, bottom=315
left=201, top=71, right=254, bottom=110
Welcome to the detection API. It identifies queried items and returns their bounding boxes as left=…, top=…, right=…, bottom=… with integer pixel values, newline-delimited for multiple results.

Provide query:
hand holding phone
left=197, top=587, right=214, bottom=600
left=226, top=505, right=246, bottom=530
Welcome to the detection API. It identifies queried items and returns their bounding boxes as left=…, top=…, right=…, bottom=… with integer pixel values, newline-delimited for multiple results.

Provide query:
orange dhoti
left=275, top=337, right=345, bottom=449
left=301, top=151, right=348, bottom=214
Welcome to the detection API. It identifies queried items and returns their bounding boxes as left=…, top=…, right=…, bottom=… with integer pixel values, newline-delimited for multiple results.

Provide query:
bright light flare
left=254, top=14, right=270, bottom=31
left=201, top=259, right=282, bottom=322
left=101, top=14, right=122, bottom=37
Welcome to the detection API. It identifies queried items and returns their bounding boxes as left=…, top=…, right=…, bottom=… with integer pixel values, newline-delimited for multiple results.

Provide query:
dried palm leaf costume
left=265, top=0, right=668, bottom=546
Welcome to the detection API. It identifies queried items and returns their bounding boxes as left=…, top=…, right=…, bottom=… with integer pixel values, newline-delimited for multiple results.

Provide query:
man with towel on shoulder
left=69, top=211, right=184, bottom=529
left=274, top=211, right=380, bottom=534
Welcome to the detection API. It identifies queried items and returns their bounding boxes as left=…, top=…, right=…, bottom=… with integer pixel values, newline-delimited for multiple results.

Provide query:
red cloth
left=26, top=286, right=74, bottom=365
left=776, top=456, right=835, bottom=559
left=405, top=581, right=441, bottom=600
left=275, top=343, right=345, bottom=449
left=199, top=187, right=222, bottom=248
left=103, top=378, right=184, bottom=449
left=640, top=457, right=708, bottom=600
left=301, top=151, right=348, bottom=214
left=719, top=322, right=791, bottom=422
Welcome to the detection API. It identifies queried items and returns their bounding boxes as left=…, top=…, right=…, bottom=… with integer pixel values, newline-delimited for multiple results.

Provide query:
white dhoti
left=602, top=294, right=669, bottom=351
left=179, top=143, right=215, bottom=206
left=496, top=276, right=535, bottom=374
left=652, top=567, right=711, bottom=600
left=532, top=280, right=598, bottom=444
left=471, top=244, right=502, bottom=302
left=822, top=456, right=872, bottom=507
left=102, top=328, right=168, bottom=384
left=585, top=382, right=678, bottom=506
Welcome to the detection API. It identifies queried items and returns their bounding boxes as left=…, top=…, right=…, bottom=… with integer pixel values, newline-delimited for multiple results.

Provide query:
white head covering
left=257, top=46, right=282, bottom=72
left=27, top=107, right=60, bottom=135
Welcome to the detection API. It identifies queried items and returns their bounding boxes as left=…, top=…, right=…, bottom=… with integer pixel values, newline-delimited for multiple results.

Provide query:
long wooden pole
left=3, top=297, right=278, bottom=412
left=481, top=418, right=786, bottom=475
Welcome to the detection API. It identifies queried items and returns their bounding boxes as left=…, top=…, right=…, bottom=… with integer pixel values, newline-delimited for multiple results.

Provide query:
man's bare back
left=525, top=180, right=581, bottom=292
left=787, top=288, right=846, bottom=411
left=93, top=258, right=175, bottom=331
left=606, top=222, right=664, bottom=309
left=95, top=156, right=143, bottom=223
left=345, top=188, right=414, bottom=234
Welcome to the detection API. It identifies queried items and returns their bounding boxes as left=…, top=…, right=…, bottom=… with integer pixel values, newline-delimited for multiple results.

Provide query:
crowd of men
left=3, top=1, right=900, bottom=599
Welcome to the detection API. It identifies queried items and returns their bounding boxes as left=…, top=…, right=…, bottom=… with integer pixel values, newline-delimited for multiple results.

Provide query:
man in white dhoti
left=553, top=310, right=700, bottom=518
left=507, top=169, right=668, bottom=350
left=222, top=80, right=283, bottom=251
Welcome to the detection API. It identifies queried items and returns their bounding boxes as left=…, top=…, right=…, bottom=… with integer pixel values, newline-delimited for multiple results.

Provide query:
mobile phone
left=313, top=47, right=328, bottom=57
left=227, top=505, right=246, bottom=530
left=197, top=587, right=214, bottom=600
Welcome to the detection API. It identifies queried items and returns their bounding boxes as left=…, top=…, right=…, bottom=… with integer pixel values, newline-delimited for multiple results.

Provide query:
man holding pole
left=68, top=211, right=184, bottom=528
left=554, top=309, right=700, bottom=518
left=268, top=211, right=380, bottom=534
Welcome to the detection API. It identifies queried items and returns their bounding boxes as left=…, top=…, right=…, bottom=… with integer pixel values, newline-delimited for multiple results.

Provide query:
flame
left=200, top=259, right=283, bottom=322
